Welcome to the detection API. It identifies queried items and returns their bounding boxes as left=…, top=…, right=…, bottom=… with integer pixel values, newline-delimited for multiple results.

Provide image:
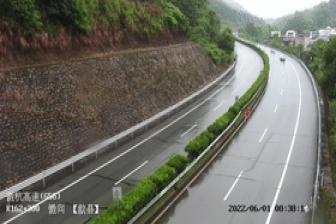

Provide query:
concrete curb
left=0, top=62, right=236, bottom=201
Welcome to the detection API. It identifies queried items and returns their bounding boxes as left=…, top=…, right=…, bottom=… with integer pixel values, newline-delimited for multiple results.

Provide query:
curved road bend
left=158, top=46, right=318, bottom=224
left=0, top=42, right=263, bottom=224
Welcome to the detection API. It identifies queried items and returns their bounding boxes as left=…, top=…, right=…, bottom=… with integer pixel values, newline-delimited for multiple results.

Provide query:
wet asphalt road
left=158, top=46, right=319, bottom=224
left=0, top=43, right=263, bottom=224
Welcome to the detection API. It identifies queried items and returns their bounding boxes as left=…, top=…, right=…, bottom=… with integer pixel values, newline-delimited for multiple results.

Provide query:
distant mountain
left=208, top=0, right=266, bottom=30
left=219, top=0, right=247, bottom=12
left=273, top=0, right=336, bottom=32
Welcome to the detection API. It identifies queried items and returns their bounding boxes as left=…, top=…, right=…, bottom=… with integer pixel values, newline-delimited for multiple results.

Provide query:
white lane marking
left=2, top=79, right=227, bottom=224
left=213, top=102, right=224, bottom=111
left=265, top=62, right=302, bottom=224
left=115, top=161, right=148, bottom=186
left=274, top=104, right=278, bottom=113
left=224, top=170, right=244, bottom=201
left=181, top=124, right=198, bottom=137
left=259, top=128, right=268, bottom=143
left=280, top=89, right=284, bottom=96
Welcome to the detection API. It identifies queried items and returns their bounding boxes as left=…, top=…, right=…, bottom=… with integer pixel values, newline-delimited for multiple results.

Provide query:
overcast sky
left=234, top=0, right=328, bottom=18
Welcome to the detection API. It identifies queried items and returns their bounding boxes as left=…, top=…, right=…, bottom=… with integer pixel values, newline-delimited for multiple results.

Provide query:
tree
left=218, top=28, right=235, bottom=52
left=0, top=0, right=42, bottom=30
left=169, top=0, right=207, bottom=26
left=37, top=0, right=98, bottom=32
left=323, top=38, right=336, bottom=98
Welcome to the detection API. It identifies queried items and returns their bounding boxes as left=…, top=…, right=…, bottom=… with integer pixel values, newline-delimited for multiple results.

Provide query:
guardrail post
left=72, top=163, right=75, bottom=172
left=42, top=178, right=46, bottom=188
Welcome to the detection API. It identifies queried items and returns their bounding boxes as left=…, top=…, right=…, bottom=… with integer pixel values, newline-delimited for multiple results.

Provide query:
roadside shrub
left=202, top=42, right=233, bottom=65
left=228, top=104, right=240, bottom=116
left=208, top=114, right=231, bottom=136
left=166, top=155, right=189, bottom=173
left=185, top=131, right=212, bottom=159
left=93, top=178, right=157, bottom=224
left=203, top=130, right=216, bottom=142
left=150, top=165, right=177, bottom=191
left=121, top=178, right=157, bottom=216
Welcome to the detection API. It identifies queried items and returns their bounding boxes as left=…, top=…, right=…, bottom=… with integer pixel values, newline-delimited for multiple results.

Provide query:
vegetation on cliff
left=308, top=37, right=336, bottom=224
left=0, top=0, right=235, bottom=67
left=208, top=0, right=265, bottom=29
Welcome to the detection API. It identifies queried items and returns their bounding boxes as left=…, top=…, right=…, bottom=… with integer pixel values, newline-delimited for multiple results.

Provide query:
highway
left=0, top=42, right=263, bottom=224
left=158, top=46, right=319, bottom=224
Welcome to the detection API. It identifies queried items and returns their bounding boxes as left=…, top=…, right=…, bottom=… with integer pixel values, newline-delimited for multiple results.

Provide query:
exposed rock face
left=0, top=43, right=220, bottom=189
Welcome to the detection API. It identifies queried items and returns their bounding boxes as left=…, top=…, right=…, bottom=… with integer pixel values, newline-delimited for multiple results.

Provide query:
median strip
left=91, top=40, right=270, bottom=224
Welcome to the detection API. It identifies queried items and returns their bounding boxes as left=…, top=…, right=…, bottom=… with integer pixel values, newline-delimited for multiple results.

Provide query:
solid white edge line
left=115, top=161, right=148, bottom=186
left=265, top=61, right=302, bottom=224
left=2, top=77, right=228, bottom=224
left=224, top=170, right=244, bottom=201
left=274, top=104, right=278, bottom=113
left=181, top=124, right=198, bottom=137
left=259, top=128, right=268, bottom=143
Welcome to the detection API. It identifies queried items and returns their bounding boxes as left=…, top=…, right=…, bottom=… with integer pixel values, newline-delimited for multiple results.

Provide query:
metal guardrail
left=0, top=63, right=236, bottom=201
left=128, top=67, right=268, bottom=224
left=295, top=58, right=323, bottom=224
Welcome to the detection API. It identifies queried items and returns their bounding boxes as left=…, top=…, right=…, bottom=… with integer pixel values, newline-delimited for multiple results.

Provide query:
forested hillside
left=304, top=38, right=336, bottom=224
left=274, top=0, right=336, bottom=32
left=208, top=0, right=265, bottom=29
left=0, top=0, right=234, bottom=68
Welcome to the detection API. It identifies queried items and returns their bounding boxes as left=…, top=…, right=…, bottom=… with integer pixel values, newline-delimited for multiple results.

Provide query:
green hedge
left=166, top=155, right=189, bottom=173
left=92, top=41, right=270, bottom=224
left=184, top=39, right=270, bottom=160
left=92, top=155, right=189, bottom=224
left=207, top=112, right=234, bottom=136
left=93, top=178, right=157, bottom=224
left=150, top=165, right=177, bottom=191
left=185, top=130, right=215, bottom=159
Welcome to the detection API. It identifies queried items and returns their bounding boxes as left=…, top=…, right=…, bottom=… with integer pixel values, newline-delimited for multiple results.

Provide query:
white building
left=271, top=31, right=281, bottom=38
left=309, top=31, right=319, bottom=40
left=317, top=26, right=336, bottom=41
left=285, top=30, right=297, bottom=38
